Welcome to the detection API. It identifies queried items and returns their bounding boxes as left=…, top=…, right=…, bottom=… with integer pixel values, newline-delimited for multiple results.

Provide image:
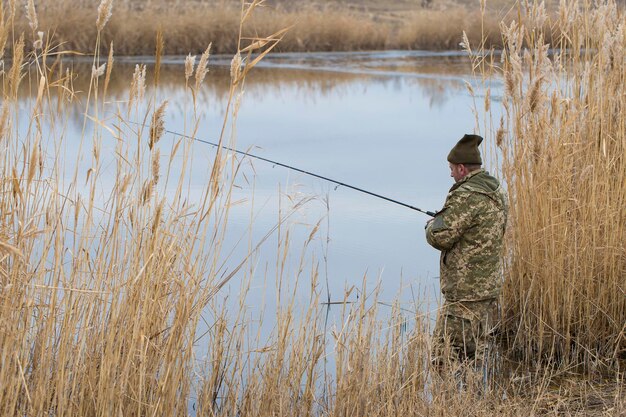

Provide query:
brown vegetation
left=0, top=0, right=624, bottom=415
left=7, top=0, right=510, bottom=55
left=471, top=0, right=626, bottom=374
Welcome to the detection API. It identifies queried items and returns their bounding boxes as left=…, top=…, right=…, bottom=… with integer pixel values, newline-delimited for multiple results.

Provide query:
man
left=425, top=134, right=507, bottom=370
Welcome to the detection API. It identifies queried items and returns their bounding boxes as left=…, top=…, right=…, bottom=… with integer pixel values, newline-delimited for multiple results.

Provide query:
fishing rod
left=138, top=123, right=437, bottom=217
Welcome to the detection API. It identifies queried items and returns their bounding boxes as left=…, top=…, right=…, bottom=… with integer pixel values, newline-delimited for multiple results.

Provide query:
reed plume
left=152, top=148, right=160, bottom=185
left=0, top=103, right=9, bottom=140
left=495, top=117, right=505, bottom=149
left=149, top=100, right=167, bottom=150
left=141, top=178, right=153, bottom=204
left=0, top=6, right=10, bottom=59
left=230, top=52, right=242, bottom=84
left=184, top=53, right=195, bottom=83
left=8, top=34, right=23, bottom=99
left=195, top=43, right=211, bottom=91
left=128, top=63, right=146, bottom=112
left=96, top=0, right=113, bottom=32
left=7, top=0, right=16, bottom=22
left=25, top=0, right=37, bottom=32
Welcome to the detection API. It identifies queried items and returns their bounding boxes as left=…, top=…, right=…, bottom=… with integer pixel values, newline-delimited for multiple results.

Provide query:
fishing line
left=132, top=122, right=436, bottom=217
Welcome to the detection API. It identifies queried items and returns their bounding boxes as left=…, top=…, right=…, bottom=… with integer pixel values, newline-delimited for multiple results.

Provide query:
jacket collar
left=450, top=168, right=486, bottom=192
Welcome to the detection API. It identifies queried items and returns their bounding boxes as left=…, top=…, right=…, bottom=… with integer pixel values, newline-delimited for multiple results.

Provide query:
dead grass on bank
left=5, top=0, right=509, bottom=55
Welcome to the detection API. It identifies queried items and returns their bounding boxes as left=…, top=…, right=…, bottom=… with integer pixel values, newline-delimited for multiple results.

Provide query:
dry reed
left=0, top=0, right=624, bottom=415
left=476, top=0, right=626, bottom=373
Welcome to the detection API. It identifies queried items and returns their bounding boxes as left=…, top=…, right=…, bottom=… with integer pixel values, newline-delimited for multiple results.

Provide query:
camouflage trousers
left=431, top=298, right=498, bottom=367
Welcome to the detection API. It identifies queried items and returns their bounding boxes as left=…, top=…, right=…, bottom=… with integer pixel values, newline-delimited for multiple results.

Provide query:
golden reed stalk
left=489, top=0, right=625, bottom=371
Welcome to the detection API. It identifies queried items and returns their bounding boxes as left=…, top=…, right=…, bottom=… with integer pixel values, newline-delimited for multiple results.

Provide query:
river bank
left=7, top=0, right=510, bottom=56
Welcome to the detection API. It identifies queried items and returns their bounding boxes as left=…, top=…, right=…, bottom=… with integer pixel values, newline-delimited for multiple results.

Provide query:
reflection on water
left=57, top=51, right=473, bottom=107
left=20, top=51, right=495, bottom=321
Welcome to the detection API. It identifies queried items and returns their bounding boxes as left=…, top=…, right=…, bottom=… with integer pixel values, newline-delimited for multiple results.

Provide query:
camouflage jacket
left=425, top=169, right=507, bottom=301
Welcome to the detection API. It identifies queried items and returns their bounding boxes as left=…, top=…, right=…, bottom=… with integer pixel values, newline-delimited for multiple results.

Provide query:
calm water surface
left=199, top=51, right=497, bottom=309
left=17, top=51, right=504, bottom=407
left=25, top=50, right=500, bottom=336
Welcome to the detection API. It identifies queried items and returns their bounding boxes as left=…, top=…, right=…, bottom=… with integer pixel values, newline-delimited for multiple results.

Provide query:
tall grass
left=0, top=0, right=624, bottom=415
left=0, top=0, right=288, bottom=414
left=475, top=0, right=626, bottom=372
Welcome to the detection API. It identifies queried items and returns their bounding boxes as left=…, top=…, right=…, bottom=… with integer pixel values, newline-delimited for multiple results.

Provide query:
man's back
left=426, top=169, right=507, bottom=301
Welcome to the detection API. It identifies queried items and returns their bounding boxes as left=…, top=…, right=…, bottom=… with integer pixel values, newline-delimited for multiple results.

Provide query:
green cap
left=447, top=134, right=483, bottom=165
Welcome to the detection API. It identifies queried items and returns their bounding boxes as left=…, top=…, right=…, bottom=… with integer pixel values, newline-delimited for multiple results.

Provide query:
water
left=23, top=49, right=497, bottom=333
left=16, top=50, right=500, bottom=409
left=205, top=51, right=490, bottom=309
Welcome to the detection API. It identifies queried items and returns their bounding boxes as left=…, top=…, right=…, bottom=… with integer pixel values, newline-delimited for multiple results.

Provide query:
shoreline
left=61, top=49, right=481, bottom=65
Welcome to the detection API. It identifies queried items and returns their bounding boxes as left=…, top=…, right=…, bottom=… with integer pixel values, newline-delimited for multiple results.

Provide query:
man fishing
left=425, top=134, right=507, bottom=372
